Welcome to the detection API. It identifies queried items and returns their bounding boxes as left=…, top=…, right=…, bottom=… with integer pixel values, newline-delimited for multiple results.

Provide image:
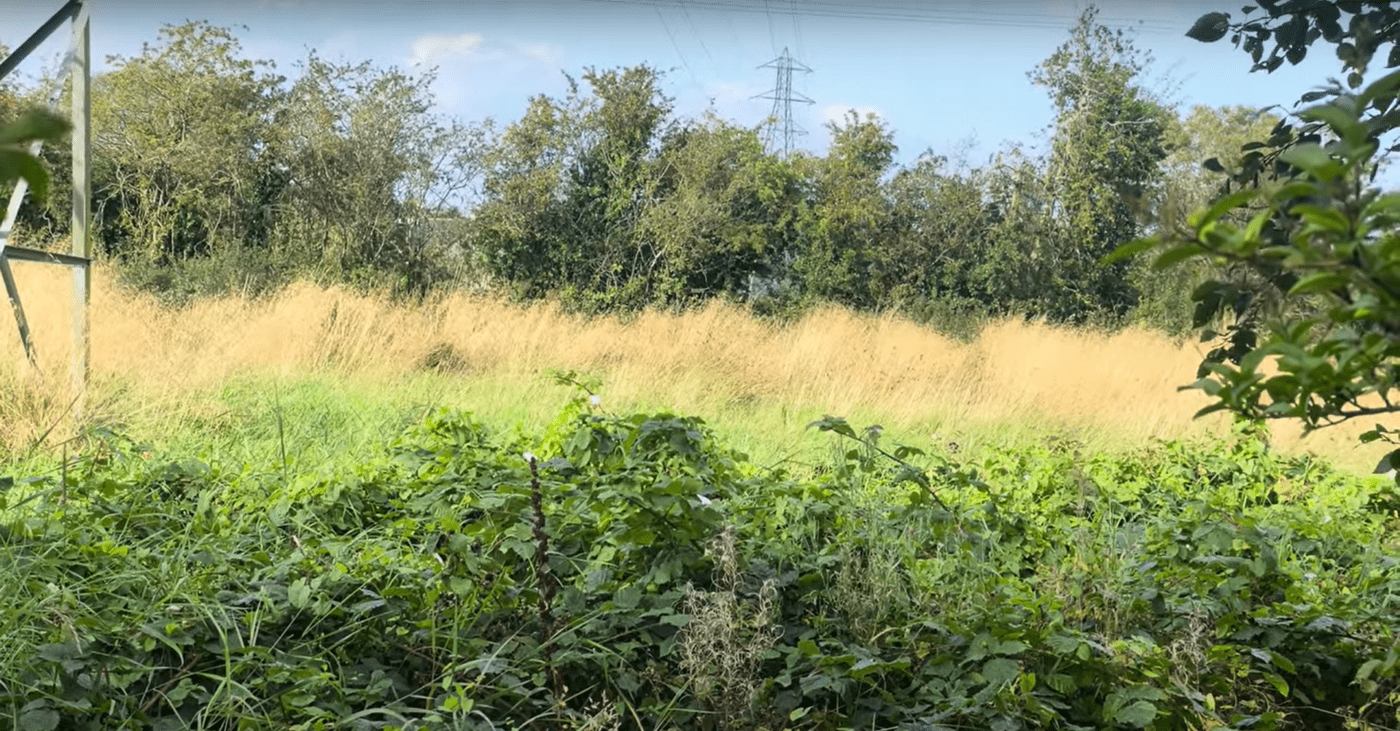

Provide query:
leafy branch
left=806, top=415, right=949, bottom=511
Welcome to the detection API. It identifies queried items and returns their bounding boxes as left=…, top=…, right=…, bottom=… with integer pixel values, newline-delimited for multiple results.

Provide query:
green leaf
left=1263, top=672, right=1290, bottom=697
left=1193, top=402, right=1232, bottom=419
left=0, top=148, right=51, bottom=202
left=1102, top=235, right=1160, bottom=265
left=614, top=585, right=641, bottom=610
left=1045, top=632, right=1081, bottom=654
left=0, top=109, right=69, bottom=145
left=18, top=708, right=58, bottom=731
left=1186, top=12, right=1231, bottom=42
left=982, top=657, right=1020, bottom=687
left=1153, top=243, right=1208, bottom=270
left=1280, top=143, right=1343, bottom=180
left=1301, top=104, right=1366, bottom=145
left=288, top=577, right=311, bottom=609
left=1190, top=189, right=1259, bottom=229
left=1046, top=673, right=1076, bottom=694
left=1359, top=68, right=1400, bottom=108
left=1289, top=272, right=1351, bottom=296
left=806, top=415, right=857, bottom=440
left=1115, top=700, right=1158, bottom=728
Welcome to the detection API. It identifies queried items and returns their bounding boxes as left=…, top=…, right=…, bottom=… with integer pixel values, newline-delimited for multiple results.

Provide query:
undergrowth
left=1, top=377, right=1399, bottom=730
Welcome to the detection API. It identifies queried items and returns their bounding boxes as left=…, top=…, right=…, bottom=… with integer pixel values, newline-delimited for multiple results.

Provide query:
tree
left=0, top=47, right=73, bottom=243
left=470, top=87, right=585, bottom=301
left=1131, top=105, right=1284, bottom=334
left=553, top=64, right=674, bottom=309
left=92, top=22, right=283, bottom=267
left=469, top=65, right=677, bottom=309
left=1028, top=6, right=1174, bottom=323
left=267, top=51, right=488, bottom=297
left=879, top=147, right=996, bottom=316
left=1186, top=1, right=1399, bottom=86
left=1111, top=1, right=1400, bottom=457
left=791, top=109, right=897, bottom=310
left=634, top=112, right=802, bottom=305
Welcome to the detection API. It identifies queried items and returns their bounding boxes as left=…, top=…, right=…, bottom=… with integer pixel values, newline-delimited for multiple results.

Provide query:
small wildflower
left=523, top=452, right=536, bottom=464
left=1323, top=515, right=1332, bottom=524
left=697, top=494, right=712, bottom=506
left=590, top=395, right=601, bottom=407
left=1304, top=573, right=1317, bottom=581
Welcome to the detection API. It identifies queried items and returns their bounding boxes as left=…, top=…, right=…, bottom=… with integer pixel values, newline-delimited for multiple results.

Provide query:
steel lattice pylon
left=754, top=47, right=813, bottom=158
left=0, top=0, right=93, bottom=414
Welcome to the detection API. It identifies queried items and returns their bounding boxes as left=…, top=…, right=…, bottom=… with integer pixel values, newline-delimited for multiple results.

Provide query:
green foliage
left=1188, top=1, right=1400, bottom=81
left=1028, top=6, right=1174, bottom=323
left=92, top=22, right=284, bottom=267
left=0, top=16, right=1246, bottom=336
left=1136, top=80, right=1400, bottom=434
left=1133, top=106, right=1285, bottom=335
left=1181, top=2, right=1400, bottom=217
left=638, top=112, right=805, bottom=305
left=265, top=51, right=485, bottom=298
left=472, top=64, right=677, bottom=311
left=0, top=108, right=69, bottom=204
left=790, top=110, right=898, bottom=310
left=1120, top=6, right=1400, bottom=455
left=3, top=384, right=1399, bottom=730
left=13, top=21, right=491, bottom=303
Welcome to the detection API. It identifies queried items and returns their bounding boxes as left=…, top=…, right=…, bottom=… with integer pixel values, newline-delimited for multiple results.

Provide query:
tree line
left=0, top=8, right=1277, bottom=335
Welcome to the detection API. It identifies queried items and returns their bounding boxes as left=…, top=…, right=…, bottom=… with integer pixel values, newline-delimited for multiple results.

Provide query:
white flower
left=697, top=495, right=712, bottom=505
left=1304, top=573, right=1317, bottom=581
left=1323, top=515, right=1332, bottom=524
left=590, top=395, right=601, bottom=407
left=523, top=452, right=536, bottom=463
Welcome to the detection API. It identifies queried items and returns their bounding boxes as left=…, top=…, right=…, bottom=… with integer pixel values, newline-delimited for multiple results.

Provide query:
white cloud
left=515, top=41, right=563, bottom=66
left=409, top=33, right=486, bottom=68
left=406, top=32, right=565, bottom=71
left=401, top=33, right=568, bottom=123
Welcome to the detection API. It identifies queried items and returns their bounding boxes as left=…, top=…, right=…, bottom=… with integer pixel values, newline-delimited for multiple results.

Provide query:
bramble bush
left=1, top=382, right=1399, bottom=730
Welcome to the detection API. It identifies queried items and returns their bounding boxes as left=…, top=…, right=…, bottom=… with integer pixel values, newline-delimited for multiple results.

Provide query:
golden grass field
left=2, top=261, right=1395, bottom=476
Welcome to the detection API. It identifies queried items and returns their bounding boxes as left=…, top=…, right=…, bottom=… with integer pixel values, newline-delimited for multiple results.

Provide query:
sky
left=0, top=0, right=1373, bottom=174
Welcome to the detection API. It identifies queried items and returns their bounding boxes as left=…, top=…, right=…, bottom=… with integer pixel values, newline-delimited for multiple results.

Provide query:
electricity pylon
left=754, top=47, right=813, bottom=158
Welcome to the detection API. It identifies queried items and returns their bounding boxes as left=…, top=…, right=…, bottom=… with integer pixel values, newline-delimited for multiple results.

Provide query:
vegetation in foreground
left=2, top=377, right=1399, bottom=731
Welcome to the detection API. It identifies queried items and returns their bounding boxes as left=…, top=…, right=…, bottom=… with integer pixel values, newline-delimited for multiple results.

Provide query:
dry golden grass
left=1, top=261, right=1394, bottom=474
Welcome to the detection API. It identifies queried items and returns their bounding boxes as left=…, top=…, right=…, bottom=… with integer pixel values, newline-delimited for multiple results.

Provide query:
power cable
left=576, top=0, right=1179, bottom=35
left=761, top=0, right=778, bottom=53
left=654, top=4, right=703, bottom=91
left=677, top=0, right=717, bottom=73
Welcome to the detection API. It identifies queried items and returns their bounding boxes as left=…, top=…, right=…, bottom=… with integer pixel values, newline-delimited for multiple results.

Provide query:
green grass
left=11, top=366, right=1283, bottom=489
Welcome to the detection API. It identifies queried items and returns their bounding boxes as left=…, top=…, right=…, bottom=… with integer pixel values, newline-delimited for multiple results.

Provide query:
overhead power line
left=653, top=5, right=703, bottom=90
left=676, top=0, right=717, bottom=72
left=577, top=0, right=1180, bottom=35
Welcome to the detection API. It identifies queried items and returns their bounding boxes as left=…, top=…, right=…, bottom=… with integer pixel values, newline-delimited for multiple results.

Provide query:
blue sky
left=0, top=0, right=1365, bottom=170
